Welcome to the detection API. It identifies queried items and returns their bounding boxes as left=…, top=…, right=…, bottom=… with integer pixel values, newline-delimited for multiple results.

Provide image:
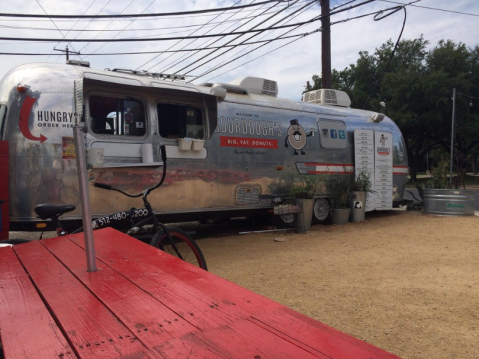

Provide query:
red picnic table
left=0, top=228, right=401, bottom=358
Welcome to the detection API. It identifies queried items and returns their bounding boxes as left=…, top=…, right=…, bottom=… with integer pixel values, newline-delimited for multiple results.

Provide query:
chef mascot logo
left=285, top=119, right=313, bottom=155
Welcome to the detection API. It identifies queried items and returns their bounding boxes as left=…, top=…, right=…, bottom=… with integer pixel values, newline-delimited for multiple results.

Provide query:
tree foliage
left=306, top=37, right=479, bottom=181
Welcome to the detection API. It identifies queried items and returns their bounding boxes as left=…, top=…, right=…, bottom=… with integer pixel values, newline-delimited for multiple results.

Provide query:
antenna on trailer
left=54, top=46, right=81, bottom=62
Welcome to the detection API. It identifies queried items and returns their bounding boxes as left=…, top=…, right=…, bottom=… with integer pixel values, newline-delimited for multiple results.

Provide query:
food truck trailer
left=0, top=61, right=408, bottom=231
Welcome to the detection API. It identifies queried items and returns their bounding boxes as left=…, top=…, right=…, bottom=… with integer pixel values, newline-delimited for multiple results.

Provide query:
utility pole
left=321, top=0, right=332, bottom=89
left=449, top=88, right=456, bottom=188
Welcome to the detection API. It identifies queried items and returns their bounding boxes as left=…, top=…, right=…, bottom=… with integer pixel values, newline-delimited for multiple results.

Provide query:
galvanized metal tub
left=423, top=189, right=475, bottom=216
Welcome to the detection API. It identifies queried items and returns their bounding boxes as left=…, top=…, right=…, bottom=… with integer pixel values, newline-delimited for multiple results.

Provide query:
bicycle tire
left=150, top=227, right=208, bottom=271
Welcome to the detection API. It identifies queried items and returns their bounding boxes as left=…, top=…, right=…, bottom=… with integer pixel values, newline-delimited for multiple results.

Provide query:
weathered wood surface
left=0, top=228, right=401, bottom=358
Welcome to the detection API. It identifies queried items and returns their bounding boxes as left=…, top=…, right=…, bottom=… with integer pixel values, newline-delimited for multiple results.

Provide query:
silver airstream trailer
left=0, top=61, right=408, bottom=231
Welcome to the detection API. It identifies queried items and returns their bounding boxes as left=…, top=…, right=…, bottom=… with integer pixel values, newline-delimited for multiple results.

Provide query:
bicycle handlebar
left=94, top=182, right=112, bottom=190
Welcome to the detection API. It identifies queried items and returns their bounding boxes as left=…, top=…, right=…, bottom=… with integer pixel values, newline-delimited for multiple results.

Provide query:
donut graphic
left=284, top=119, right=313, bottom=155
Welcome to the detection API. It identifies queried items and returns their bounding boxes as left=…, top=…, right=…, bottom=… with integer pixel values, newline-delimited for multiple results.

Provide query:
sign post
left=73, top=124, right=97, bottom=272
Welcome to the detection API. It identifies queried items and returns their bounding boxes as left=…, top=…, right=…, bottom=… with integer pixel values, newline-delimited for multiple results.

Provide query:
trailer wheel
left=313, top=198, right=331, bottom=224
left=269, top=213, right=295, bottom=228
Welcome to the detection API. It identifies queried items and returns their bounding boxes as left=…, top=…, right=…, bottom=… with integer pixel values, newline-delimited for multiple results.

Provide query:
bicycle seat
left=34, top=204, right=76, bottom=219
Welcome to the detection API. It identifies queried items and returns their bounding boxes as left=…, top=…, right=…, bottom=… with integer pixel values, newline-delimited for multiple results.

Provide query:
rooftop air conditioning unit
left=228, top=77, right=278, bottom=97
left=302, top=89, right=351, bottom=107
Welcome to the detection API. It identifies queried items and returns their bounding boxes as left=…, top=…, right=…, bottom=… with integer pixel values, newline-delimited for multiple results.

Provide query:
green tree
left=304, top=37, right=479, bottom=182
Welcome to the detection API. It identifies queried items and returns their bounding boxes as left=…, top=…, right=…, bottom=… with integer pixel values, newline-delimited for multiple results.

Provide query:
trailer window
left=318, top=119, right=347, bottom=149
left=89, top=95, right=146, bottom=136
left=0, top=105, right=6, bottom=139
left=157, top=103, right=204, bottom=139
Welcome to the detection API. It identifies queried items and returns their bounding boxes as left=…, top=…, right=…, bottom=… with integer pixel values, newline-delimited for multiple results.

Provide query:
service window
left=89, top=95, right=146, bottom=136
left=318, top=119, right=347, bottom=149
left=157, top=103, right=204, bottom=139
left=0, top=104, right=6, bottom=139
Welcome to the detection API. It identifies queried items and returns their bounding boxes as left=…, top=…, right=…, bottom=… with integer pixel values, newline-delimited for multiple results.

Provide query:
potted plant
left=288, top=175, right=322, bottom=233
left=349, top=168, right=372, bottom=222
left=324, top=173, right=352, bottom=225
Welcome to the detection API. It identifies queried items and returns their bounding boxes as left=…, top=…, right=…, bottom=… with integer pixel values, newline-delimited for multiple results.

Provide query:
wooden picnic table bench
left=0, top=228, right=401, bottom=358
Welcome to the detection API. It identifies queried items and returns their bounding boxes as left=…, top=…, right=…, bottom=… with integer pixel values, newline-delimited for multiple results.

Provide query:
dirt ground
left=196, top=210, right=479, bottom=359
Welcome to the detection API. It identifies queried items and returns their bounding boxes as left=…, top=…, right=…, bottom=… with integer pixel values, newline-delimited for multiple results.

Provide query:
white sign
left=354, top=129, right=375, bottom=211
left=374, top=132, right=393, bottom=210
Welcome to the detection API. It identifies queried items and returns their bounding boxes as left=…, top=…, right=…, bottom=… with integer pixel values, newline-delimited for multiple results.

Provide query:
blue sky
left=0, top=0, right=478, bottom=100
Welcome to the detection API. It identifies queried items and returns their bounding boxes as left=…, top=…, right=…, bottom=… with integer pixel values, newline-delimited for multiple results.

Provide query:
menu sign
left=354, top=129, right=375, bottom=211
left=374, top=131, right=393, bottom=210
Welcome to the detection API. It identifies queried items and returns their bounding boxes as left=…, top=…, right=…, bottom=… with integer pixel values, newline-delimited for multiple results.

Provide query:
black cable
left=0, top=1, right=286, bottom=19
left=0, top=18, right=322, bottom=43
left=378, top=0, right=479, bottom=17
left=0, top=34, right=305, bottom=56
left=0, top=2, right=309, bottom=32
left=184, top=0, right=375, bottom=80
left=155, top=0, right=282, bottom=74
left=198, top=28, right=321, bottom=82
left=331, top=0, right=358, bottom=11
left=362, top=6, right=406, bottom=109
left=174, top=0, right=314, bottom=76
left=85, top=0, right=156, bottom=58
left=77, top=0, right=135, bottom=54
left=139, top=0, right=246, bottom=71
left=34, top=0, right=83, bottom=61
left=200, top=0, right=317, bottom=82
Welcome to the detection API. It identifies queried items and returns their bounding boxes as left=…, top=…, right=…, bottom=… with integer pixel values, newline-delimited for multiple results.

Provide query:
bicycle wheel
left=150, top=227, right=208, bottom=271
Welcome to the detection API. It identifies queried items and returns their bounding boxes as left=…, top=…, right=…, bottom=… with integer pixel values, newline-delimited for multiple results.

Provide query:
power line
left=154, top=0, right=284, bottom=74
left=86, top=0, right=157, bottom=58
left=197, top=28, right=321, bottom=83
left=0, top=2, right=311, bottom=31
left=198, top=0, right=317, bottom=81
left=0, top=1, right=287, bottom=19
left=0, top=34, right=305, bottom=56
left=378, top=0, right=479, bottom=17
left=173, top=0, right=303, bottom=76
left=34, top=0, right=83, bottom=62
left=77, top=0, right=136, bottom=54
left=0, top=18, right=322, bottom=43
left=138, top=0, right=247, bottom=71
left=153, top=0, right=258, bottom=73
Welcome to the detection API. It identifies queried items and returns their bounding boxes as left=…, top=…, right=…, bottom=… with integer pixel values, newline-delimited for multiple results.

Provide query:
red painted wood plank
left=13, top=240, right=157, bottom=359
left=0, top=141, right=8, bottom=240
left=41, top=236, right=226, bottom=357
left=192, top=318, right=330, bottom=359
left=0, top=246, right=75, bottom=358
left=67, top=229, right=284, bottom=331
left=249, top=307, right=402, bottom=359
left=80, top=229, right=402, bottom=358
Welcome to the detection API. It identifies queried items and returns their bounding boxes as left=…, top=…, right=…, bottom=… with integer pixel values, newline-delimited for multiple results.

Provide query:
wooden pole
left=321, top=0, right=332, bottom=89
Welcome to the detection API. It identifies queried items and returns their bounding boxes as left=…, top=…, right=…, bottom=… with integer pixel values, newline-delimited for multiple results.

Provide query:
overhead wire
left=361, top=5, right=407, bottom=109
left=137, top=0, right=245, bottom=71
left=0, top=2, right=310, bottom=32
left=51, top=0, right=97, bottom=62
left=0, top=1, right=287, bottom=19
left=171, top=0, right=304, bottom=76
left=34, top=0, right=83, bottom=61
left=0, top=34, right=306, bottom=56
left=85, top=0, right=156, bottom=58
left=154, top=0, right=273, bottom=74
left=77, top=0, right=136, bottom=54
left=202, top=0, right=317, bottom=81
left=378, top=0, right=479, bottom=17
left=187, top=0, right=375, bottom=81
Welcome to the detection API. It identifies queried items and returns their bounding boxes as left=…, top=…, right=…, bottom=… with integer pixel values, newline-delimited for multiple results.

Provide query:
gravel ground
left=6, top=209, right=479, bottom=359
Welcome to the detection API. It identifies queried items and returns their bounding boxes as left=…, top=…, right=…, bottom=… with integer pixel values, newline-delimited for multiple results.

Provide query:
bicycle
left=32, top=145, right=208, bottom=270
